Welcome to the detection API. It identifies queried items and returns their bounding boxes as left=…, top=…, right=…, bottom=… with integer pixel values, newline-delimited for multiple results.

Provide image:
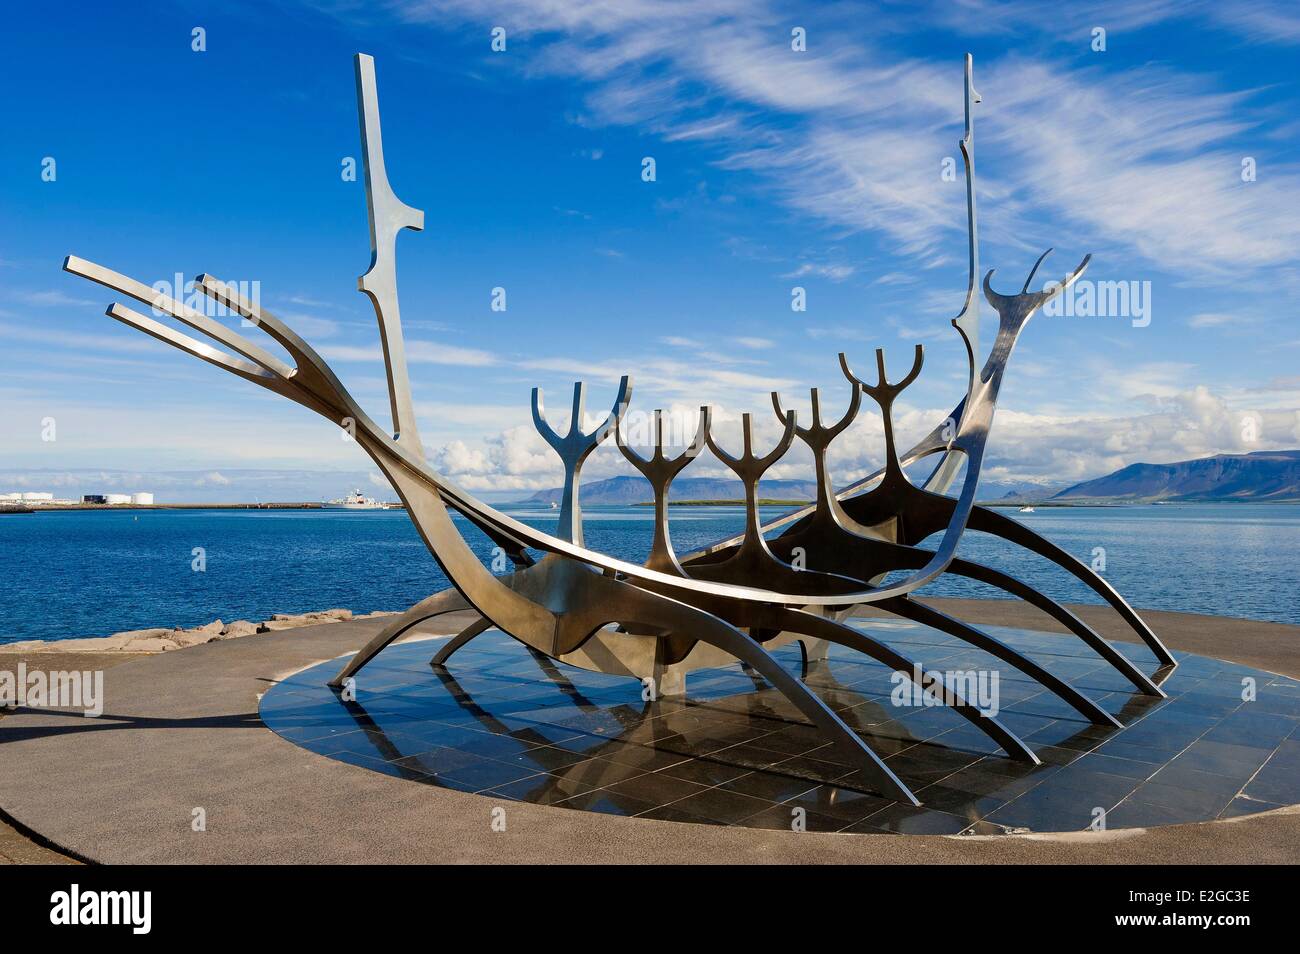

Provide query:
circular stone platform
left=263, top=621, right=1300, bottom=835
left=2, top=599, right=1298, bottom=864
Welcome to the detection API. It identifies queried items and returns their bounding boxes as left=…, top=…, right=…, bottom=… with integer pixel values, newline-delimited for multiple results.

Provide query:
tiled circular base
left=261, top=621, right=1300, bottom=834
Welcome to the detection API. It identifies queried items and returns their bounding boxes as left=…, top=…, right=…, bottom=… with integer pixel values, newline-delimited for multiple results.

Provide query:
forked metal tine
left=63, top=256, right=293, bottom=380
left=618, top=408, right=707, bottom=476
left=194, top=274, right=353, bottom=413
left=531, top=386, right=564, bottom=450
left=842, top=345, right=924, bottom=416
left=705, top=409, right=795, bottom=478
left=533, top=376, right=632, bottom=455
left=105, top=303, right=282, bottom=389
left=983, top=251, right=1091, bottom=314
left=532, top=375, right=634, bottom=546
left=773, top=380, right=862, bottom=449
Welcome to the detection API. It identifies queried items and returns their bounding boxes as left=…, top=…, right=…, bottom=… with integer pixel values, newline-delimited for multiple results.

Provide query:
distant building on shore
left=3, top=490, right=155, bottom=507
left=79, top=492, right=154, bottom=505
left=1, top=492, right=75, bottom=506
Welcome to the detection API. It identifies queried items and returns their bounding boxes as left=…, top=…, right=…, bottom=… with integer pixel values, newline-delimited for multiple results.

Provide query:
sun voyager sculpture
left=64, top=53, right=1176, bottom=806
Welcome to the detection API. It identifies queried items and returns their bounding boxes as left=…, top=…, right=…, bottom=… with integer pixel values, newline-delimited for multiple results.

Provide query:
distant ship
left=323, top=489, right=386, bottom=511
left=1018, top=505, right=1036, bottom=513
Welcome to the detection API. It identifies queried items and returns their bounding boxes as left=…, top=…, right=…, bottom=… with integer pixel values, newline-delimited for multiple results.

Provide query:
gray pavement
left=0, top=601, right=1296, bottom=864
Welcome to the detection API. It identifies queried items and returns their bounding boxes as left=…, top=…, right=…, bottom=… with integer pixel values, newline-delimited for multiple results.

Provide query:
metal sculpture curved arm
left=532, top=377, right=633, bottom=545
left=841, top=345, right=924, bottom=483
left=772, top=381, right=863, bottom=534
left=615, top=407, right=708, bottom=573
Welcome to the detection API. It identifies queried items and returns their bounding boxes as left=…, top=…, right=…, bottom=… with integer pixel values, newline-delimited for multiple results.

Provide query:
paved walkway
left=1, top=601, right=1296, bottom=864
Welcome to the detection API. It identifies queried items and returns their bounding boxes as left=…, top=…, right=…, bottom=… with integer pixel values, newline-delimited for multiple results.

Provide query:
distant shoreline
left=0, top=502, right=405, bottom=513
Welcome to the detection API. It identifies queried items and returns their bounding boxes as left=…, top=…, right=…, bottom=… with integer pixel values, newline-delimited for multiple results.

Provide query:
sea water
left=0, top=502, right=1295, bottom=643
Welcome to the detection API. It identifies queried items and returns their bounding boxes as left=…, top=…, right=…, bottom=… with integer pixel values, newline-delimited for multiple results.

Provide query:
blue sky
left=2, top=0, right=1299, bottom=502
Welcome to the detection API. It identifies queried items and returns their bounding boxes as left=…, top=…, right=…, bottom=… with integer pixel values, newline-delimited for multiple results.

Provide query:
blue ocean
left=0, top=502, right=1295, bottom=644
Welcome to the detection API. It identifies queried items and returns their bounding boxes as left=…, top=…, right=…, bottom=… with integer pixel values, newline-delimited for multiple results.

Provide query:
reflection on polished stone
left=260, top=621, right=1300, bottom=834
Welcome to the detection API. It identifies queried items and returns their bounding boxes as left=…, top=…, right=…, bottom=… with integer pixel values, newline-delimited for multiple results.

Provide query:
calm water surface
left=0, top=502, right=1295, bottom=643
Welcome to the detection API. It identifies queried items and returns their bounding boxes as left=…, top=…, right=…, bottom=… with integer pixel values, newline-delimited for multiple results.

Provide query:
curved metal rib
left=330, top=587, right=472, bottom=688
left=948, top=556, right=1164, bottom=696
left=879, top=596, right=1122, bottom=727
left=967, top=506, right=1176, bottom=667
left=559, top=580, right=921, bottom=805
left=429, top=616, right=493, bottom=668
left=771, top=606, right=1037, bottom=762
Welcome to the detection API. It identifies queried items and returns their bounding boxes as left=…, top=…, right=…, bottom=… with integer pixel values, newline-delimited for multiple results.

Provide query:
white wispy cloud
left=376, top=0, right=1300, bottom=282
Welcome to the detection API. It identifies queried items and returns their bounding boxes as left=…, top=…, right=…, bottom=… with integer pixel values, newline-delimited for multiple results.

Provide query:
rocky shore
left=0, top=608, right=399, bottom=654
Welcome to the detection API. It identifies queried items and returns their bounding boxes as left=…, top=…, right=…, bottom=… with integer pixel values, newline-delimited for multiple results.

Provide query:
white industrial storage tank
left=104, top=493, right=132, bottom=505
left=131, top=492, right=154, bottom=505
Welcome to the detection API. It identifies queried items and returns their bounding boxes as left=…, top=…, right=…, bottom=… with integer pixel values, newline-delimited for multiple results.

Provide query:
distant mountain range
left=518, top=450, right=1300, bottom=506
left=1053, top=450, right=1300, bottom=502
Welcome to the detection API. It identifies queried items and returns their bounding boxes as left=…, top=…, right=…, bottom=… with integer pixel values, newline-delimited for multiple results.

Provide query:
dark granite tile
left=1266, top=738, right=1300, bottom=770
left=1203, top=711, right=1296, bottom=747
left=1093, top=736, right=1188, bottom=763
left=391, top=745, right=490, bottom=776
left=550, top=756, right=650, bottom=788
left=741, top=804, right=849, bottom=832
left=601, top=771, right=709, bottom=806
left=1167, top=738, right=1273, bottom=777
left=960, top=819, right=1028, bottom=835
left=1073, top=752, right=1163, bottom=781
left=911, top=783, right=1013, bottom=818
left=1126, top=780, right=1236, bottom=817
left=555, top=789, right=659, bottom=817
left=1148, top=761, right=1249, bottom=797
left=1103, top=798, right=1211, bottom=828
left=705, top=742, right=791, bottom=770
left=1218, top=796, right=1286, bottom=819
left=635, top=805, right=726, bottom=825
left=720, top=770, right=822, bottom=803
left=768, top=753, right=849, bottom=783
left=494, top=744, right=594, bottom=773
left=655, top=757, right=752, bottom=786
left=1029, top=744, right=1089, bottom=767
left=1242, top=763, right=1300, bottom=805
left=666, top=787, right=775, bottom=824
left=479, top=772, right=601, bottom=804
left=1024, top=720, right=1115, bottom=751
left=328, top=748, right=433, bottom=780
left=848, top=804, right=969, bottom=835
left=884, top=744, right=983, bottom=783
left=781, top=785, right=894, bottom=825
left=754, top=724, right=832, bottom=756
left=439, top=756, right=551, bottom=791
left=587, top=740, right=692, bottom=772
left=984, top=768, right=1140, bottom=831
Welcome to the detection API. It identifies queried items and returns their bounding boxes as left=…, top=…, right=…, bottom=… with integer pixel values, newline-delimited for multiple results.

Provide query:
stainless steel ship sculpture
left=64, top=53, right=1176, bottom=806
